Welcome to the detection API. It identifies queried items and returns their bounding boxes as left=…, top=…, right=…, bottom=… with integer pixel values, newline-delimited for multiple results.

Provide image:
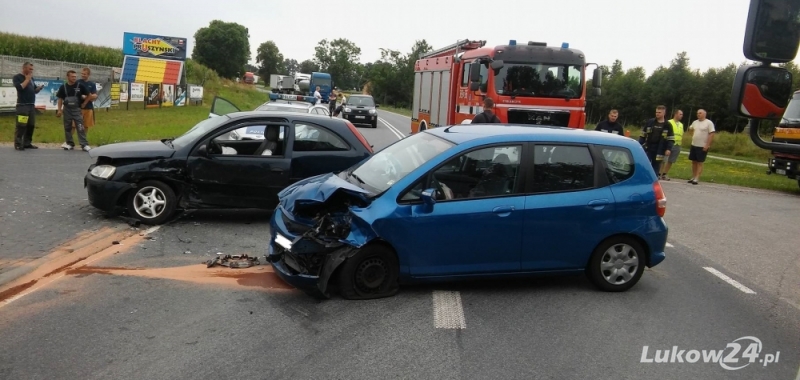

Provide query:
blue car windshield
left=345, top=132, right=455, bottom=194
left=172, top=116, right=229, bottom=149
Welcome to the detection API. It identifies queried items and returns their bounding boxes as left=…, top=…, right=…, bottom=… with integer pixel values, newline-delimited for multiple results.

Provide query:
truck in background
left=765, top=90, right=800, bottom=188
left=243, top=72, right=255, bottom=85
left=729, top=0, right=800, bottom=191
left=271, top=72, right=333, bottom=103
left=410, top=39, right=602, bottom=134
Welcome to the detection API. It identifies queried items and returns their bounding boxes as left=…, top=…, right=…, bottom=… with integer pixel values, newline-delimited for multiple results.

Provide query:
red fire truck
left=411, top=39, right=602, bottom=133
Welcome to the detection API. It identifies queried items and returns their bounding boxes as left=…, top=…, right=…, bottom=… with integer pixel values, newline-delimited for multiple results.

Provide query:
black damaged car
left=84, top=102, right=374, bottom=225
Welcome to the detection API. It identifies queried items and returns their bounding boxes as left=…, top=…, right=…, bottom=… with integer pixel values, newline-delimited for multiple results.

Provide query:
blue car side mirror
left=421, top=188, right=436, bottom=206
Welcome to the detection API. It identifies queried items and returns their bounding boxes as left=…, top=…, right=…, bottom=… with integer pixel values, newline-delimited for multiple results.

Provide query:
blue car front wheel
left=337, top=244, right=400, bottom=300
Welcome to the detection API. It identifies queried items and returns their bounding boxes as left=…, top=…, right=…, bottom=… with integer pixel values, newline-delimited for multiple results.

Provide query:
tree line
left=191, top=21, right=800, bottom=132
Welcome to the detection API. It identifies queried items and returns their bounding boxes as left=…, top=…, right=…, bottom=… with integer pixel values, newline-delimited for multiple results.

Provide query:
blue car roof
left=425, top=124, right=637, bottom=148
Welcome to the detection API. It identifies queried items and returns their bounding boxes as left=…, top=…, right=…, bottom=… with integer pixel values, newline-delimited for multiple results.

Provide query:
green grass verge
left=0, top=82, right=268, bottom=145
left=662, top=154, right=799, bottom=194
left=379, top=106, right=411, bottom=117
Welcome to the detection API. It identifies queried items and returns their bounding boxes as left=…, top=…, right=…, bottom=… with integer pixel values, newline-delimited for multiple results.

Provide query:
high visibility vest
left=669, top=119, right=684, bottom=145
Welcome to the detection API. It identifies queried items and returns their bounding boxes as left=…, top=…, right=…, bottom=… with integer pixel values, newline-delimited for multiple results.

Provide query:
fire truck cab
left=411, top=39, right=602, bottom=134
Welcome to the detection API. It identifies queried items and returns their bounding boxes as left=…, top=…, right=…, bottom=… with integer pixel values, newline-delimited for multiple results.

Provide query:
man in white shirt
left=687, top=109, right=715, bottom=185
left=313, top=86, right=322, bottom=105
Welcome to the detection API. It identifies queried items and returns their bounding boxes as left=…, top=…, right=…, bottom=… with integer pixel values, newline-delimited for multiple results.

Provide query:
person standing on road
left=659, top=109, right=684, bottom=180
left=686, top=109, right=715, bottom=185
left=595, top=109, right=624, bottom=135
left=313, top=86, right=322, bottom=105
left=638, top=105, right=675, bottom=175
left=13, top=62, right=45, bottom=150
left=77, top=67, right=98, bottom=134
left=471, top=98, right=502, bottom=123
left=328, top=88, right=338, bottom=116
left=56, top=70, right=91, bottom=151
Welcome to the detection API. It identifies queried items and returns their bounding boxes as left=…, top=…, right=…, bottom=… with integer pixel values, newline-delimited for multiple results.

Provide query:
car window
left=532, top=145, right=595, bottom=193
left=347, top=97, right=375, bottom=107
left=402, top=145, right=522, bottom=202
left=210, top=125, right=287, bottom=157
left=600, top=147, right=634, bottom=184
left=293, top=123, right=349, bottom=151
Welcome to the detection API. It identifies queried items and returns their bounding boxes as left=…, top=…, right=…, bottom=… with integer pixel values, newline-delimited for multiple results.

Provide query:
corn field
left=0, top=32, right=124, bottom=67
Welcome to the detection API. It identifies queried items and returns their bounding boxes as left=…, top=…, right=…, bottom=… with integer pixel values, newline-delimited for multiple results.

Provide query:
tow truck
left=410, top=39, right=602, bottom=133
left=729, top=0, right=800, bottom=190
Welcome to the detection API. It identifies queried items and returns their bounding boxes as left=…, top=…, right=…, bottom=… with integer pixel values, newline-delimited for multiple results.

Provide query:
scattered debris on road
left=206, top=253, right=260, bottom=268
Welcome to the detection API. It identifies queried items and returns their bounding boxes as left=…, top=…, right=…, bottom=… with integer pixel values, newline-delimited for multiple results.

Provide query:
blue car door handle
left=492, top=206, right=515, bottom=216
left=587, top=199, right=610, bottom=209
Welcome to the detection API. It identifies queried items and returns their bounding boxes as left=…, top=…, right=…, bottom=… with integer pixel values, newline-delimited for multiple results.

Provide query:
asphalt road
left=1, top=112, right=799, bottom=379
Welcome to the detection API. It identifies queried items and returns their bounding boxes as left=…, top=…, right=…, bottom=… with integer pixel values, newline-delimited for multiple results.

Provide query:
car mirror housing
left=197, top=144, right=209, bottom=157
left=421, top=188, right=436, bottom=206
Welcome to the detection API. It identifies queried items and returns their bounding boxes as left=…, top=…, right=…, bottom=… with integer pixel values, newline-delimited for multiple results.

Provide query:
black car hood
left=88, top=141, right=176, bottom=159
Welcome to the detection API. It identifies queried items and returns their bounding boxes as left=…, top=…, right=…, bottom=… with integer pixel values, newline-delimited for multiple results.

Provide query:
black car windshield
left=494, top=62, right=583, bottom=98
left=343, top=132, right=454, bottom=194
left=347, top=96, right=375, bottom=107
left=172, top=116, right=229, bottom=149
left=257, top=103, right=310, bottom=113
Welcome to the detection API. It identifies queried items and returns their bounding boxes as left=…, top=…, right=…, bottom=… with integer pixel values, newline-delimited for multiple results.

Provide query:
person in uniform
left=77, top=67, right=98, bottom=133
left=638, top=105, right=675, bottom=175
left=12, top=62, right=44, bottom=150
left=56, top=70, right=92, bottom=151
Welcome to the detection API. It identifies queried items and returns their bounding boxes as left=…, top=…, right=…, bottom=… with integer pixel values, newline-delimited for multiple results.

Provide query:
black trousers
left=14, top=104, right=36, bottom=148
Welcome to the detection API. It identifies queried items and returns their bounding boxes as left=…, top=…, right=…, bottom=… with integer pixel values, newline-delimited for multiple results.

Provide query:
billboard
left=0, top=78, right=14, bottom=110
left=146, top=83, right=161, bottom=108
left=120, top=56, right=183, bottom=85
left=123, top=32, right=187, bottom=61
left=130, top=83, right=145, bottom=102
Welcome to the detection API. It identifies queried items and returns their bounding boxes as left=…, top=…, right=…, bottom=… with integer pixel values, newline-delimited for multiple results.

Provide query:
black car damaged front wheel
left=337, top=245, right=399, bottom=300
left=126, top=180, right=177, bottom=225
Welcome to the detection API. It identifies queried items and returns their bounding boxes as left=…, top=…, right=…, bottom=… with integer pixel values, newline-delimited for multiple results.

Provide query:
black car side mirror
left=375, top=104, right=380, bottom=108
left=197, top=144, right=209, bottom=157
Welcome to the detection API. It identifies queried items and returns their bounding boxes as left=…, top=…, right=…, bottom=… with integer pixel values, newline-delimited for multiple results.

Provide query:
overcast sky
left=2, top=0, right=796, bottom=76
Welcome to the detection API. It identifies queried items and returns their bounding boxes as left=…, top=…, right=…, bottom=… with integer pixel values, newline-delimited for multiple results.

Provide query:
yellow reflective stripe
left=17, top=115, right=29, bottom=124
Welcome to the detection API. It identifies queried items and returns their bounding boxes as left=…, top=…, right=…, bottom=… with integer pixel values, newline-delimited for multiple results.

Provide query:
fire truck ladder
left=421, top=39, right=486, bottom=59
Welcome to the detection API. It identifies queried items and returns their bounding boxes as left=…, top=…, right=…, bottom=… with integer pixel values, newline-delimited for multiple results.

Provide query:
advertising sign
left=119, top=82, right=129, bottom=102
left=93, top=80, right=112, bottom=109
left=188, top=85, right=203, bottom=100
left=162, top=84, right=174, bottom=107
left=111, top=83, right=120, bottom=107
left=32, top=79, right=64, bottom=110
left=174, top=84, right=186, bottom=106
left=0, top=78, right=15, bottom=110
left=122, top=32, right=187, bottom=61
left=130, top=83, right=145, bottom=102
left=146, top=83, right=161, bottom=108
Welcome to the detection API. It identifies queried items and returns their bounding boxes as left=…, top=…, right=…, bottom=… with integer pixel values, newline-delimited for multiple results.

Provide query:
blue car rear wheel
left=587, top=237, right=645, bottom=292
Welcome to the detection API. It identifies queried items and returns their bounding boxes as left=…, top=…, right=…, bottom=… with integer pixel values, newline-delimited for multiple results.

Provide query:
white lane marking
left=378, top=118, right=406, bottom=140
left=0, top=226, right=162, bottom=308
left=703, top=267, right=756, bottom=294
left=666, top=243, right=674, bottom=248
left=432, top=290, right=466, bottom=329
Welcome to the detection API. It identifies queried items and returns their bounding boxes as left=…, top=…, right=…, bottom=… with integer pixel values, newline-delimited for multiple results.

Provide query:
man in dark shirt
left=77, top=67, right=98, bottom=132
left=471, top=97, right=502, bottom=123
left=56, top=70, right=91, bottom=151
left=638, top=105, right=675, bottom=175
left=595, top=109, right=624, bottom=135
left=12, top=62, right=44, bottom=150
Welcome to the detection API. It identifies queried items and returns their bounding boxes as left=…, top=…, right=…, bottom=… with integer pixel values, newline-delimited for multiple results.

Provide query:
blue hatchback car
left=267, top=124, right=668, bottom=299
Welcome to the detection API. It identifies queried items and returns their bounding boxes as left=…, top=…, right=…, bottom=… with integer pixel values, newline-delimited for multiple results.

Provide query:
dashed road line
left=432, top=290, right=466, bottom=329
left=703, top=267, right=756, bottom=294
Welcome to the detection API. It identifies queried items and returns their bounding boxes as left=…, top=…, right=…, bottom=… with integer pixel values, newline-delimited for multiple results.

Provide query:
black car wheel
left=127, top=180, right=177, bottom=225
left=371, top=120, right=378, bottom=128
left=586, top=236, right=646, bottom=292
left=338, top=244, right=400, bottom=300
